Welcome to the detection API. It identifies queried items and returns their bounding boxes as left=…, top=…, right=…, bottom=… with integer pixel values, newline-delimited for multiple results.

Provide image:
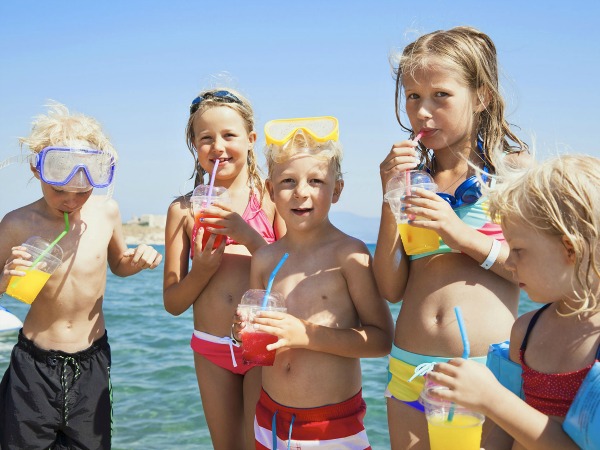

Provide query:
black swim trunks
left=0, top=330, right=112, bottom=449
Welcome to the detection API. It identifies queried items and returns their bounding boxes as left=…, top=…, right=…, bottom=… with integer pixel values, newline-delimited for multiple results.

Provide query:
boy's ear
left=266, top=179, right=275, bottom=202
left=30, top=164, right=40, bottom=179
left=562, top=235, right=576, bottom=263
left=332, top=179, right=344, bottom=204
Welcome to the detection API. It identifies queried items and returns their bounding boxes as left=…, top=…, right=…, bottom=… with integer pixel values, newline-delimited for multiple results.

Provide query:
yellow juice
left=427, top=413, right=483, bottom=450
left=398, top=223, right=440, bottom=255
left=6, top=268, right=52, bottom=304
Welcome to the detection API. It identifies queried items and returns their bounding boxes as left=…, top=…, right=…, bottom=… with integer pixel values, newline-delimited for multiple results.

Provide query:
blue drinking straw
left=447, top=306, right=470, bottom=422
left=262, top=253, right=289, bottom=309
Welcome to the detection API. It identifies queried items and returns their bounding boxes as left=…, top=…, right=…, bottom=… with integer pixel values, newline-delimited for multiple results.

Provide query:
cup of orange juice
left=191, top=185, right=231, bottom=250
left=6, top=236, right=63, bottom=304
left=384, top=170, right=440, bottom=255
left=420, top=377, right=485, bottom=450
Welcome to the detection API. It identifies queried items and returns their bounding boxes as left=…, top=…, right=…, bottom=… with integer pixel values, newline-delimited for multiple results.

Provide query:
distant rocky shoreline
left=122, top=223, right=165, bottom=245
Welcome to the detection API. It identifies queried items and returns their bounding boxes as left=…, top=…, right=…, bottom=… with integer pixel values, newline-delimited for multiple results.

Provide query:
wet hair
left=19, top=102, right=117, bottom=162
left=264, top=131, right=343, bottom=181
left=393, top=26, right=527, bottom=172
left=489, top=154, right=600, bottom=314
left=184, top=87, right=263, bottom=196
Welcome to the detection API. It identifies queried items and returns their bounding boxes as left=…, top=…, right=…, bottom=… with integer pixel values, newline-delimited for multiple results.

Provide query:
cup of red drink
left=238, top=289, right=286, bottom=366
left=191, top=185, right=230, bottom=250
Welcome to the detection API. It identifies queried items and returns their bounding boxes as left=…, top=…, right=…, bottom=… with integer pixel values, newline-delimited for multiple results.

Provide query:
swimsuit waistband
left=259, top=388, right=364, bottom=422
left=391, top=343, right=487, bottom=366
left=17, top=329, right=109, bottom=363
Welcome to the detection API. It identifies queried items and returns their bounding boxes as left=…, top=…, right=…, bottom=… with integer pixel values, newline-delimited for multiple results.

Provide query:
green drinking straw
left=9, top=212, right=69, bottom=289
left=31, top=212, right=69, bottom=269
left=261, top=252, right=289, bottom=309
left=447, top=306, right=470, bottom=422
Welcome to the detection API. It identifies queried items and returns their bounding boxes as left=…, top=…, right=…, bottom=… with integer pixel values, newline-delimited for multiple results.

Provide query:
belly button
left=285, top=363, right=291, bottom=372
left=434, top=314, right=442, bottom=325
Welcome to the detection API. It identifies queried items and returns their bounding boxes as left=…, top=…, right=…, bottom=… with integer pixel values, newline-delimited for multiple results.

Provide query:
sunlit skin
left=427, top=217, right=599, bottom=450
left=375, top=60, right=527, bottom=450
left=245, top=153, right=393, bottom=410
left=163, top=104, right=284, bottom=450
left=0, top=168, right=162, bottom=353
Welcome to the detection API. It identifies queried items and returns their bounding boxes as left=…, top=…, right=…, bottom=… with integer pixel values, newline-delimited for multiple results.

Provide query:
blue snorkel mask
left=33, top=146, right=115, bottom=191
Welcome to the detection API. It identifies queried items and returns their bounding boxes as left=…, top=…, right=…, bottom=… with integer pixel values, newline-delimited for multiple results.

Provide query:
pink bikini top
left=519, top=303, right=600, bottom=417
left=191, top=191, right=276, bottom=258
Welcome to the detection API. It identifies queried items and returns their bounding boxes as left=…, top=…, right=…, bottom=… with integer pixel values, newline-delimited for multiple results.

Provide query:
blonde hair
left=393, top=26, right=527, bottom=172
left=20, top=102, right=117, bottom=162
left=489, top=154, right=600, bottom=314
left=185, top=87, right=264, bottom=196
left=264, top=132, right=343, bottom=180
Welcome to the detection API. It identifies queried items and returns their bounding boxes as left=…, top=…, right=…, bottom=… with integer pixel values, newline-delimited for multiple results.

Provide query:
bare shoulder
left=509, top=309, right=537, bottom=361
left=330, top=230, right=371, bottom=264
left=0, top=200, right=44, bottom=241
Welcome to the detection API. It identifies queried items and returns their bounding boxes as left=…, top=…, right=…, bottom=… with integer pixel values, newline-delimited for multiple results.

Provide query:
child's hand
left=201, top=202, right=263, bottom=248
left=252, top=310, right=309, bottom=351
left=191, top=227, right=226, bottom=274
left=401, top=186, right=467, bottom=249
left=426, top=358, right=502, bottom=415
left=379, top=140, right=420, bottom=192
left=123, top=244, right=162, bottom=269
left=1, top=246, right=31, bottom=288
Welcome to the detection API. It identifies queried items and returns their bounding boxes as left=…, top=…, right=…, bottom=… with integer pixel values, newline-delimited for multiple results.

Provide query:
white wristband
left=480, top=239, right=501, bottom=270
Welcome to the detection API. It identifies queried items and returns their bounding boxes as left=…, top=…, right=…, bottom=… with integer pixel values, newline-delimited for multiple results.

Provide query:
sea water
left=0, top=244, right=536, bottom=449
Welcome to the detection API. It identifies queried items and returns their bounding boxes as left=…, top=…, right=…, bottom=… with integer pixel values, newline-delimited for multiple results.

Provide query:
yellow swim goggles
left=264, top=116, right=339, bottom=147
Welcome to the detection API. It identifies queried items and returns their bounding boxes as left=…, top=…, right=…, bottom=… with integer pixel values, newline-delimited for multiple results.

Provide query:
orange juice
left=6, top=267, right=52, bottom=304
left=427, top=413, right=483, bottom=450
left=398, top=223, right=440, bottom=255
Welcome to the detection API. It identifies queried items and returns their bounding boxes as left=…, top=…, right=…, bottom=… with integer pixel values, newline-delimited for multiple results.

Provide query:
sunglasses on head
left=189, top=90, right=242, bottom=115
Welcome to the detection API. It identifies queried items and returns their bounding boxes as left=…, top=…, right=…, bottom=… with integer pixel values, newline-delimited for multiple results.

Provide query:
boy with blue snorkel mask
left=0, top=103, right=162, bottom=449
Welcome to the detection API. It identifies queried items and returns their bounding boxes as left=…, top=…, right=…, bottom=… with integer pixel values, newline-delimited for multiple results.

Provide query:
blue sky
left=1, top=1, right=599, bottom=227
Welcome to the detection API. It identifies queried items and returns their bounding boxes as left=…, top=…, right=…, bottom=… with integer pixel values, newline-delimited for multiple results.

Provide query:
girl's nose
left=416, top=100, right=433, bottom=121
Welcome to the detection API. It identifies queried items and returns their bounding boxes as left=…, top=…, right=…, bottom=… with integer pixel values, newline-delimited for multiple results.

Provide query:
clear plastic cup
left=6, top=236, right=63, bottom=304
left=191, top=185, right=231, bottom=250
left=384, top=170, right=440, bottom=255
left=420, top=377, right=485, bottom=450
left=238, top=289, right=286, bottom=366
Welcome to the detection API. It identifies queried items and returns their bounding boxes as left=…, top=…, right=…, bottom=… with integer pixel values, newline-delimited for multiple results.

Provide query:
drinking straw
left=31, top=212, right=69, bottom=269
left=10, top=212, right=69, bottom=289
left=447, top=306, right=470, bottom=422
left=201, top=159, right=220, bottom=209
left=261, top=252, right=289, bottom=309
left=207, top=158, right=220, bottom=199
left=405, top=131, right=424, bottom=197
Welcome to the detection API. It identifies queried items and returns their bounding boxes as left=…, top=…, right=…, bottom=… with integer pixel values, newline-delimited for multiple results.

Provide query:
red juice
left=193, top=212, right=225, bottom=250
left=242, top=331, right=278, bottom=366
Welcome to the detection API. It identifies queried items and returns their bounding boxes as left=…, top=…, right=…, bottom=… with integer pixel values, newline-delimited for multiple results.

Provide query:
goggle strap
left=0, top=154, right=33, bottom=171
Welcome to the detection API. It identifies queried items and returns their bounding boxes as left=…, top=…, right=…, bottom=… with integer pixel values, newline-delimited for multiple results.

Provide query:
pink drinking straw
left=202, top=159, right=220, bottom=208
left=207, top=158, right=220, bottom=199
left=405, top=131, right=425, bottom=195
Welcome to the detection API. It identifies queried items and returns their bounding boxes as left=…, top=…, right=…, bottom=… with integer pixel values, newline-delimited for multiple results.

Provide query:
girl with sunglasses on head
left=163, top=87, right=285, bottom=449
left=374, top=26, right=531, bottom=449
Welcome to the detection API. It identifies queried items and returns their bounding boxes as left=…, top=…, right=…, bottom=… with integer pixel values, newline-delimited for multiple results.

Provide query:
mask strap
left=0, top=153, right=34, bottom=171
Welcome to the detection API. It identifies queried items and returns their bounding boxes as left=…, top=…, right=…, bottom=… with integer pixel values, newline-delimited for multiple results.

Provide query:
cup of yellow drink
left=6, top=237, right=63, bottom=304
left=420, top=377, right=485, bottom=450
left=384, top=170, right=440, bottom=255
